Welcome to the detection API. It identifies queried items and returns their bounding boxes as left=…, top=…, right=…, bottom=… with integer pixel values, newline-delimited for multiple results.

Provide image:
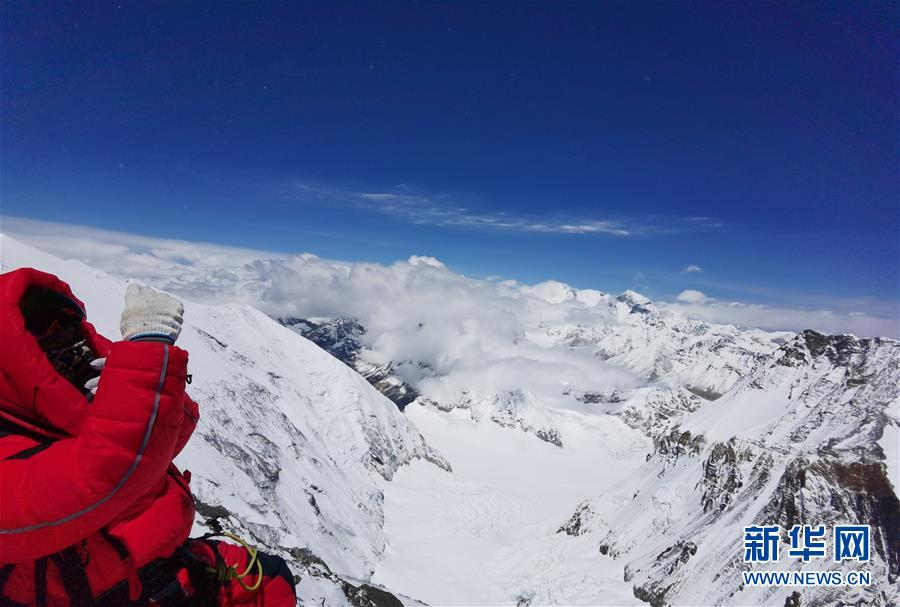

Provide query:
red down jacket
left=0, top=269, right=296, bottom=606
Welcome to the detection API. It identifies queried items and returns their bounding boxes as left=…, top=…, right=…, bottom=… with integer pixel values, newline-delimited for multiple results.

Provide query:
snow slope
left=373, top=404, right=650, bottom=605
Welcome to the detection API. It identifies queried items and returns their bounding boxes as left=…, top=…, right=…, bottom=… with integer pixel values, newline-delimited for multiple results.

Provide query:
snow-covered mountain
left=2, top=232, right=897, bottom=606
left=527, top=289, right=793, bottom=398
left=276, top=283, right=792, bottom=449
left=560, top=330, right=900, bottom=606
left=273, top=284, right=898, bottom=605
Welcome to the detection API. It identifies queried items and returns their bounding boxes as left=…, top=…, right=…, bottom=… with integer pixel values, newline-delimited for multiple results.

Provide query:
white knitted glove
left=120, top=284, right=184, bottom=344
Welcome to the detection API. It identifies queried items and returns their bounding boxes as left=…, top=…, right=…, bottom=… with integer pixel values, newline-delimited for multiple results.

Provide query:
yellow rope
left=205, top=531, right=264, bottom=593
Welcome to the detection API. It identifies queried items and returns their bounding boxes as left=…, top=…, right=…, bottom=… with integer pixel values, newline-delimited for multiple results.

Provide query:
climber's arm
left=0, top=341, right=188, bottom=561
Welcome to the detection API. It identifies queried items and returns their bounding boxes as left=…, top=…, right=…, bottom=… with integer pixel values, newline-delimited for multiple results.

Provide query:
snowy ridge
left=561, top=330, right=900, bottom=606
left=279, top=285, right=791, bottom=451
left=530, top=292, right=792, bottom=398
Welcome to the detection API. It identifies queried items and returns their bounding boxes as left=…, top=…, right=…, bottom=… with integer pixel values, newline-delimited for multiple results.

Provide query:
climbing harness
left=201, top=532, right=264, bottom=593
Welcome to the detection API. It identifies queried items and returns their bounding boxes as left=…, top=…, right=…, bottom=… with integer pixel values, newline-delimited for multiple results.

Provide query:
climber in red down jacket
left=0, top=268, right=296, bottom=606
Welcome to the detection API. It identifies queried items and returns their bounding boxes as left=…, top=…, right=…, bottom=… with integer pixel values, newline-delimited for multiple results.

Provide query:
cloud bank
left=665, top=299, right=897, bottom=340
left=0, top=217, right=645, bottom=405
left=2, top=216, right=896, bottom=347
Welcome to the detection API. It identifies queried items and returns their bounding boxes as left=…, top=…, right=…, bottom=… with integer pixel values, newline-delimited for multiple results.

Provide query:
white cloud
left=0, top=217, right=646, bottom=404
left=271, top=181, right=726, bottom=237
left=359, top=193, right=403, bottom=202
left=676, top=289, right=709, bottom=304
left=407, top=255, right=446, bottom=269
left=2, top=216, right=897, bottom=356
left=520, top=280, right=577, bottom=304
left=683, top=217, right=725, bottom=229
left=554, top=222, right=631, bottom=236
left=283, top=183, right=636, bottom=236
left=664, top=299, right=897, bottom=338
left=682, top=265, right=703, bottom=274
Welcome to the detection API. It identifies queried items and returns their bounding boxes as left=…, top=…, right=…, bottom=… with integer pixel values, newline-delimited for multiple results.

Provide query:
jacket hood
left=0, top=267, right=110, bottom=436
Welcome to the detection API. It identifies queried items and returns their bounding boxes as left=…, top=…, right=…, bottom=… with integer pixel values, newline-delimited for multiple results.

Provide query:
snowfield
left=2, top=231, right=897, bottom=606
left=373, top=404, right=649, bottom=605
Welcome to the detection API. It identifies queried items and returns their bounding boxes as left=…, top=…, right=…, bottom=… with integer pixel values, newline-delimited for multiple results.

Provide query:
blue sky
left=1, top=2, right=897, bottom=319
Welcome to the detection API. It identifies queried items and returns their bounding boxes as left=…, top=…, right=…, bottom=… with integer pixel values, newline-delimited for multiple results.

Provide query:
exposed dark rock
left=618, top=390, right=703, bottom=439
left=194, top=499, right=231, bottom=526
left=421, top=391, right=565, bottom=447
left=291, top=317, right=366, bottom=365
left=776, top=330, right=867, bottom=369
left=759, top=458, right=900, bottom=577
left=535, top=427, right=564, bottom=448
left=652, top=428, right=705, bottom=465
left=845, top=374, right=869, bottom=387
left=784, top=590, right=802, bottom=607
left=282, top=545, right=413, bottom=607
left=557, top=501, right=593, bottom=536
left=684, top=385, right=722, bottom=401
left=632, top=581, right=670, bottom=607
left=571, top=389, right=626, bottom=404
left=655, top=540, right=697, bottom=574
left=699, top=440, right=754, bottom=514
left=361, top=363, right=421, bottom=411
left=305, top=489, right=321, bottom=517
left=630, top=540, right=698, bottom=606
left=196, top=328, right=228, bottom=350
left=203, top=428, right=282, bottom=492
left=344, top=583, right=406, bottom=607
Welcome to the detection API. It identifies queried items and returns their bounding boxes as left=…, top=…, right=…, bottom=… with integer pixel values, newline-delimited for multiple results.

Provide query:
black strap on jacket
left=3, top=442, right=52, bottom=461
left=50, top=546, right=92, bottom=606
left=92, top=555, right=195, bottom=607
left=0, top=408, right=57, bottom=460
left=0, top=533, right=196, bottom=607
left=95, top=530, right=208, bottom=607
left=32, top=558, right=48, bottom=607
left=177, top=541, right=222, bottom=606
left=0, top=411, right=55, bottom=445
left=98, top=528, right=129, bottom=561
left=3, top=546, right=91, bottom=607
